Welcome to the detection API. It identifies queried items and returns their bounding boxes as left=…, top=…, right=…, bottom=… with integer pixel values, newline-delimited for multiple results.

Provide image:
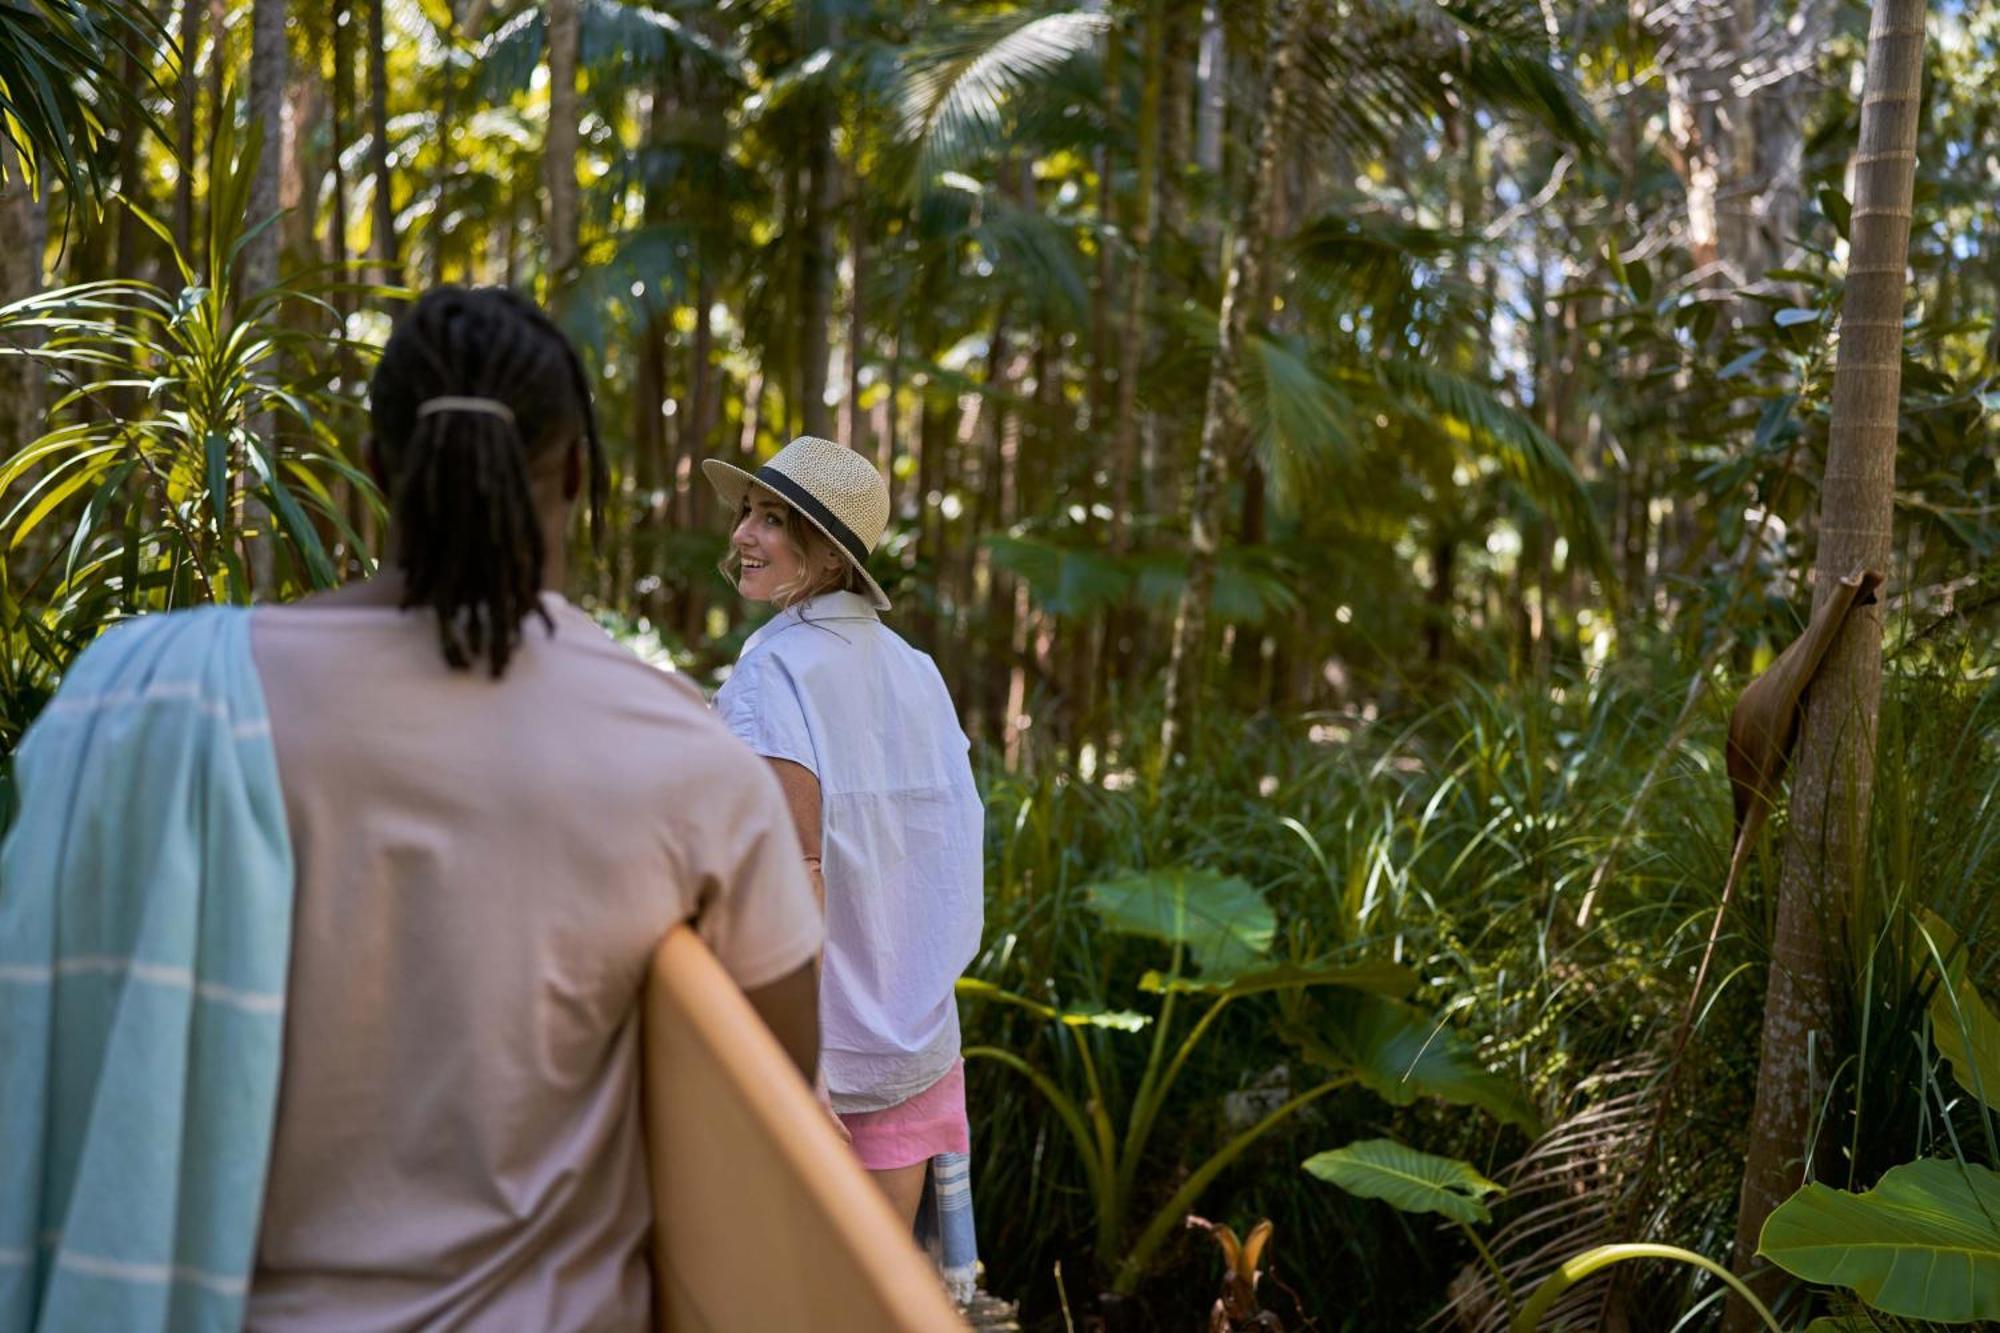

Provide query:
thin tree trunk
left=843, top=159, right=868, bottom=453
left=0, top=140, right=46, bottom=462
left=544, top=0, right=582, bottom=296
left=1157, top=0, right=1307, bottom=769
left=431, top=0, right=457, bottom=285
left=244, top=0, right=287, bottom=595
left=1194, top=0, right=1225, bottom=257
left=328, top=0, right=351, bottom=288
left=367, top=0, right=399, bottom=285
left=1109, top=0, right=1162, bottom=556
left=798, top=22, right=839, bottom=441
left=1724, top=0, right=1925, bottom=1322
left=175, top=0, right=204, bottom=253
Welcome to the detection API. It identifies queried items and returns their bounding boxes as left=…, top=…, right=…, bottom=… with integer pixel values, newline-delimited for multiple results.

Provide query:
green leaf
left=1918, top=911, right=2000, bottom=1112
left=1774, top=308, right=1821, bottom=328
left=1286, top=992, right=1540, bottom=1132
left=1819, top=185, right=1852, bottom=240
left=1084, top=869, right=1274, bottom=974
left=1139, top=958, right=1418, bottom=1000
left=1303, top=1137, right=1503, bottom=1225
left=1759, top=1159, right=2000, bottom=1323
left=1718, top=348, right=1765, bottom=380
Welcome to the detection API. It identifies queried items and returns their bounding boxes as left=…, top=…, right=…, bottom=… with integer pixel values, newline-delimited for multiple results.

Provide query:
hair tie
left=417, top=396, right=517, bottom=425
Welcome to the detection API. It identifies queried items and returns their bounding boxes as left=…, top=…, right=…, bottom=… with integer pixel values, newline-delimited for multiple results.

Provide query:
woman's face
left=729, top=489, right=806, bottom=603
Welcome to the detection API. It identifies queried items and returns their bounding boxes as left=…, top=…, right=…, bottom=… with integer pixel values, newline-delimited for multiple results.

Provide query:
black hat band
left=753, top=465, right=872, bottom=571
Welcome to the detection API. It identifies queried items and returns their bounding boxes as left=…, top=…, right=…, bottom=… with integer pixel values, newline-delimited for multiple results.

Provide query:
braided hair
left=368, top=286, right=606, bottom=677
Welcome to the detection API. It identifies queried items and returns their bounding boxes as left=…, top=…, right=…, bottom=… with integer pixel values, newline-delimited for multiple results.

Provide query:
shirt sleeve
left=713, top=654, right=819, bottom=779
left=688, top=749, right=825, bottom=991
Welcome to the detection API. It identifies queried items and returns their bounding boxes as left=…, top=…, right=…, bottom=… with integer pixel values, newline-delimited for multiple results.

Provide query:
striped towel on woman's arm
left=0, top=607, right=293, bottom=1333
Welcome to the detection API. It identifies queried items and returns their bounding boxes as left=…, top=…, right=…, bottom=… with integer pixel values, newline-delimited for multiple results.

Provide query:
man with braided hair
left=241, top=287, right=824, bottom=1329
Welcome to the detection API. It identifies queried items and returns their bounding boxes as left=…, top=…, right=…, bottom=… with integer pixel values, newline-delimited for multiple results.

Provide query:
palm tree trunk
left=544, top=0, right=582, bottom=295
left=367, top=0, right=399, bottom=286
left=1723, top=0, right=1925, bottom=1322
left=1157, top=0, right=1307, bottom=769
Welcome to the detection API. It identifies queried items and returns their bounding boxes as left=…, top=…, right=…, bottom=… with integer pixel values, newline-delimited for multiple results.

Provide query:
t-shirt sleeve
left=713, top=655, right=819, bottom=779
left=688, top=750, right=825, bottom=991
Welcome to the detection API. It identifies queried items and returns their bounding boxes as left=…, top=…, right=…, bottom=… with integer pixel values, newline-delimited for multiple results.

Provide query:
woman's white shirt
left=714, top=591, right=984, bottom=1113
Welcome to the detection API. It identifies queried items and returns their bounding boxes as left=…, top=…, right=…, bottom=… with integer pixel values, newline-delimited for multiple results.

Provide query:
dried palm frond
left=1433, top=1058, right=1661, bottom=1332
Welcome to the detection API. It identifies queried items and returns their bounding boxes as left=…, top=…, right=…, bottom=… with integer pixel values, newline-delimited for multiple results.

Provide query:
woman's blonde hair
left=719, top=497, right=869, bottom=610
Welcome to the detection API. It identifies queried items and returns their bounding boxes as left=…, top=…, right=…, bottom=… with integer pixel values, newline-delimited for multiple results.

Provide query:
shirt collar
left=739, top=590, right=880, bottom=656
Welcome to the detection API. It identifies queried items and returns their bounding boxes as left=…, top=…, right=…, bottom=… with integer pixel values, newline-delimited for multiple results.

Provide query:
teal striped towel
left=1, top=607, right=293, bottom=1333
left=914, top=1151, right=979, bottom=1305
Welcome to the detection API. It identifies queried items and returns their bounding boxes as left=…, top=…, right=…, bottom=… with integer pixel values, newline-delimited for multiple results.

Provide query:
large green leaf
left=1084, top=870, right=1274, bottom=974
left=1760, top=1159, right=2000, bottom=1323
left=1919, top=911, right=2000, bottom=1111
left=1303, top=1138, right=1503, bottom=1225
left=1285, top=992, right=1540, bottom=1133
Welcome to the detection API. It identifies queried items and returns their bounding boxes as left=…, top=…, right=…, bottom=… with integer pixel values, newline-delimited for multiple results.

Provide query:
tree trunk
left=1109, top=0, right=1163, bottom=555
left=843, top=161, right=868, bottom=454
left=244, top=0, right=287, bottom=595
left=328, top=0, right=351, bottom=287
left=367, top=0, right=399, bottom=285
left=175, top=0, right=204, bottom=254
left=798, top=22, right=839, bottom=442
left=1723, top=0, right=1925, bottom=1322
left=544, top=0, right=582, bottom=295
left=1157, top=0, right=1306, bottom=769
left=431, top=0, right=458, bottom=286
left=0, top=140, right=46, bottom=462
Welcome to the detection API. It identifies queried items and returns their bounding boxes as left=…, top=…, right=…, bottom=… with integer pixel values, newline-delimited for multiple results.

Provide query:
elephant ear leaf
left=1303, top=1138, right=1503, bottom=1226
left=1285, top=992, right=1541, bottom=1133
left=1760, top=1159, right=2000, bottom=1324
left=1918, top=910, right=2000, bottom=1111
left=1084, top=869, right=1274, bottom=974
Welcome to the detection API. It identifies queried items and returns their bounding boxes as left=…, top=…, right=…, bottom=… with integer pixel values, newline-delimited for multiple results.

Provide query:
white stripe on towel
left=0, top=958, right=282, bottom=1015
left=53, top=1248, right=247, bottom=1296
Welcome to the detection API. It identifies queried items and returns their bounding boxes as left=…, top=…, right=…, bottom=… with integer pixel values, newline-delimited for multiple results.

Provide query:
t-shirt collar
left=740, top=590, right=880, bottom=656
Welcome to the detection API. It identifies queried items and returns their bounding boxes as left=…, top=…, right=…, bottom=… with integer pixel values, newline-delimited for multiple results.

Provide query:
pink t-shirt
left=244, top=596, right=821, bottom=1332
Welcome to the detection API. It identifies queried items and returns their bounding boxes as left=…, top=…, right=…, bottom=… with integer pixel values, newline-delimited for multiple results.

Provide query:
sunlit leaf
left=1760, top=1159, right=2000, bottom=1323
left=1303, top=1138, right=1503, bottom=1225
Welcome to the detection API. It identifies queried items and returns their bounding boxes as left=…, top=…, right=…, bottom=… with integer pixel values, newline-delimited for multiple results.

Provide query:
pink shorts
left=837, top=1062, right=971, bottom=1171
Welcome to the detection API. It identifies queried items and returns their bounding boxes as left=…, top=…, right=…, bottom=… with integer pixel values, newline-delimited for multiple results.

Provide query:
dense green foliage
left=1, top=0, right=1997, bottom=1326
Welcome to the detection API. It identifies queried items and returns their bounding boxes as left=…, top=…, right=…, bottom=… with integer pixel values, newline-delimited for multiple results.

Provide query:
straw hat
left=702, top=436, right=893, bottom=611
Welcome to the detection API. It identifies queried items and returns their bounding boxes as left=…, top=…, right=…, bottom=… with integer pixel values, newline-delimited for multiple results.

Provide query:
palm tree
left=1723, top=0, right=1928, bottom=1322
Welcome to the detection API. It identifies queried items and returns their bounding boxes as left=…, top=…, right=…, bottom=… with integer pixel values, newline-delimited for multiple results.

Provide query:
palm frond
left=1381, top=357, right=1611, bottom=574
left=1239, top=331, right=1361, bottom=516
left=476, top=0, right=743, bottom=103
left=898, top=9, right=1108, bottom=187
left=1436, top=1058, right=1659, bottom=1332
left=0, top=0, right=167, bottom=198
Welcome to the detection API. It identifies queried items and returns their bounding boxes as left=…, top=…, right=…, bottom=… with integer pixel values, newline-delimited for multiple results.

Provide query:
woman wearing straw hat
left=704, top=436, right=984, bottom=1289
